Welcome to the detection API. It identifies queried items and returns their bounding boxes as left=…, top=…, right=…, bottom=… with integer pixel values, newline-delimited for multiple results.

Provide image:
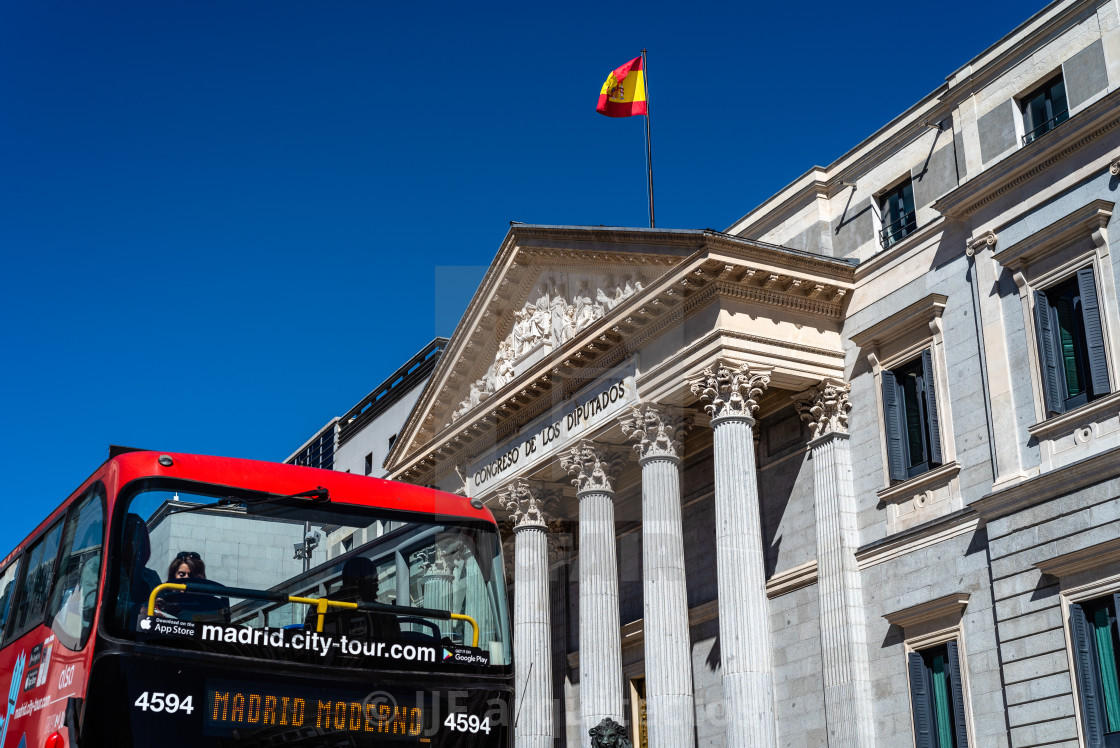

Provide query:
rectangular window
left=909, top=641, right=970, bottom=748
left=880, top=179, right=918, bottom=249
left=0, top=560, right=22, bottom=639
left=6, top=520, right=65, bottom=643
left=47, top=487, right=105, bottom=651
left=882, top=350, right=943, bottom=481
left=364, top=453, right=373, bottom=476
left=1021, top=75, right=1069, bottom=145
left=1070, top=594, right=1120, bottom=746
left=1034, top=268, right=1109, bottom=416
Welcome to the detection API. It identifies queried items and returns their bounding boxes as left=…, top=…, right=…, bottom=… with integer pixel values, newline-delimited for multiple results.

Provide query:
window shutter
left=882, top=370, right=907, bottom=482
left=946, top=641, right=970, bottom=747
left=1077, top=267, right=1110, bottom=398
left=920, top=349, right=943, bottom=465
left=909, top=652, right=935, bottom=748
left=1034, top=290, right=1063, bottom=415
left=1071, top=603, right=1105, bottom=748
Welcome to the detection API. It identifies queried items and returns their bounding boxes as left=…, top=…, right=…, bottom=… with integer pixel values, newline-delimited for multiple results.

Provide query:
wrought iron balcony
left=879, top=210, right=917, bottom=249
left=1023, top=109, right=1068, bottom=145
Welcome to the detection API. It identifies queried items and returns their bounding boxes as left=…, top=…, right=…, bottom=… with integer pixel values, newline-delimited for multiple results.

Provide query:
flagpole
left=642, top=49, right=655, bottom=228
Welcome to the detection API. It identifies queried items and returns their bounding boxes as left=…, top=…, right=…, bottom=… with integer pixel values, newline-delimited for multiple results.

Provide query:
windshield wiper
left=166, top=486, right=330, bottom=515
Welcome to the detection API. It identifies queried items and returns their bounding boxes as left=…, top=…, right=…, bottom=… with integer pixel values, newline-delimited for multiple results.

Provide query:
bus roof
left=109, top=450, right=494, bottom=523
left=4, top=450, right=495, bottom=566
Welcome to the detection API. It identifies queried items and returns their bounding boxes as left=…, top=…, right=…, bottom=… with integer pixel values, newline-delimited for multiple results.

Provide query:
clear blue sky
left=2, top=0, right=1033, bottom=551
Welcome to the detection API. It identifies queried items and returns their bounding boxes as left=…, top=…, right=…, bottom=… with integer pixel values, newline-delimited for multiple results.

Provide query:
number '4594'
left=134, top=692, right=195, bottom=714
left=444, top=713, right=491, bottom=734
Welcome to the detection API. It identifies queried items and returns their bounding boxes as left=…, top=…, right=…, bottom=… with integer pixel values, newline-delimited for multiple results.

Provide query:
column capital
left=620, top=404, right=690, bottom=462
left=792, top=377, right=852, bottom=440
left=417, top=543, right=460, bottom=577
left=497, top=479, right=556, bottom=531
left=689, top=361, right=770, bottom=421
left=561, top=440, right=625, bottom=495
left=965, top=229, right=998, bottom=256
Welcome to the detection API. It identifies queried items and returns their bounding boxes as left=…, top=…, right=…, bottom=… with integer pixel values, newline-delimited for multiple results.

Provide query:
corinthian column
left=690, top=361, right=776, bottom=747
left=561, top=441, right=626, bottom=747
left=499, top=479, right=555, bottom=748
left=793, top=380, right=873, bottom=747
left=620, top=405, right=695, bottom=748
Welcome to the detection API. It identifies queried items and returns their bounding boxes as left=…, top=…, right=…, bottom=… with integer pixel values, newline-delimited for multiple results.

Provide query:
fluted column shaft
left=811, top=431, right=874, bottom=746
left=691, top=361, right=776, bottom=747
left=710, top=413, right=777, bottom=747
left=562, top=440, right=627, bottom=746
left=638, top=452, right=695, bottom=748
left=795, top=378, right=873, bottom=746
left=578, top=487, right=624, bottom=743
left=513, top=524, right=552, bottom=748
left=500, top=480, right=555, bottom=748
left=423, top=571, right=455, bottom=636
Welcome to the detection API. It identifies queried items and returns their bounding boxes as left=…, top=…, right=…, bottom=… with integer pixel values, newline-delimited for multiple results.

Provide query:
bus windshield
left=112, top=485, right=511, bottom=669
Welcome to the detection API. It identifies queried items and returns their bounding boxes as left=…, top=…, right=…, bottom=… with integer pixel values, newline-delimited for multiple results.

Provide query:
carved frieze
left=452, top=275, right=645, bottom=421
left=561, top=440, right=625, bottom=494
left=792, top=378, right=852, bottom=439
left=620, top=405, right=690, bottom=461
left=689, top=361, right=770, bottom=420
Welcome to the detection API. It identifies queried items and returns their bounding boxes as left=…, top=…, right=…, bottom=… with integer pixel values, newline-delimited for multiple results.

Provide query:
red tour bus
left=0, top=448, right=513, bottom=747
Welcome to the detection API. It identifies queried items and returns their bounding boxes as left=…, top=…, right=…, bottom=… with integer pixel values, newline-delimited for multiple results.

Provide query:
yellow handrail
left=147, top=582, right=186, bottom=614
left=450, top=613, right=479, bottom=647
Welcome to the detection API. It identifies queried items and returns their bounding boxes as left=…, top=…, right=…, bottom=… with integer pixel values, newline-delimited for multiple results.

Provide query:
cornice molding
left=1026, top=390, right=1120, bottom=442
left=884, top=592, right=971, bottom=630
left=850, top=293, right=948, bottom=351
left=993, top=199, right=1113, bottom=271
left=1035, top=536, right=1120, bottom=578
left=856, top=508, right=979, bottom=570
left=766, top=559, right=818, bottom=598
left=934, top=90, right=1120, bottom=219
left=876, top=461, right=961, bottom=506
left=970, top=446, right=1120, bottom=521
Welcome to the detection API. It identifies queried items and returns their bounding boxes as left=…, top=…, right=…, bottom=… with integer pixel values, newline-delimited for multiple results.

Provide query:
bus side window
left=0, top=559, right=23, bottom=639
left=5, top=520, right=64, bottom=644
left=48, top=487, right=105, bottom=650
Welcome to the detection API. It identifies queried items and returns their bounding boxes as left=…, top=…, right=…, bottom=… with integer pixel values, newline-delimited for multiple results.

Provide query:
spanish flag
left=596, top=55, right=647, bottom=117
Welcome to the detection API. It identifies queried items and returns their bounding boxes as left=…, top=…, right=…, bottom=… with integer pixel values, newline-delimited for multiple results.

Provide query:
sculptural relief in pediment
left=451, top=273, right=646, bottom=422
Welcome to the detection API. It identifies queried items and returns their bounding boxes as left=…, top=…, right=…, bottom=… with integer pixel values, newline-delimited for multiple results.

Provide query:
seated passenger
left=155, top=552, right=230, bottom=623
left=307, top=557, right=400, bottom=641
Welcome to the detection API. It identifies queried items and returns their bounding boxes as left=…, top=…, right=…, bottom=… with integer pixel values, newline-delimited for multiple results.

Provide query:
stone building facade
left=381, top=2, right=1120, bottom=746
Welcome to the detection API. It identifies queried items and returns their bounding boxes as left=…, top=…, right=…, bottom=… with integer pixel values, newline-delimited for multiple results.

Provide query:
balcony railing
left=879, top=210, right=917, bottom=249
left=1023, top=109, right=1068, bottom=145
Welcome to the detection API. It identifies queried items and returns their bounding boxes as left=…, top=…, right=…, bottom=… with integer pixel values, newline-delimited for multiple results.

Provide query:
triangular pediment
left=385, top=224, right=857, bottom=488
left=384, top=225, right=698, bottom=476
